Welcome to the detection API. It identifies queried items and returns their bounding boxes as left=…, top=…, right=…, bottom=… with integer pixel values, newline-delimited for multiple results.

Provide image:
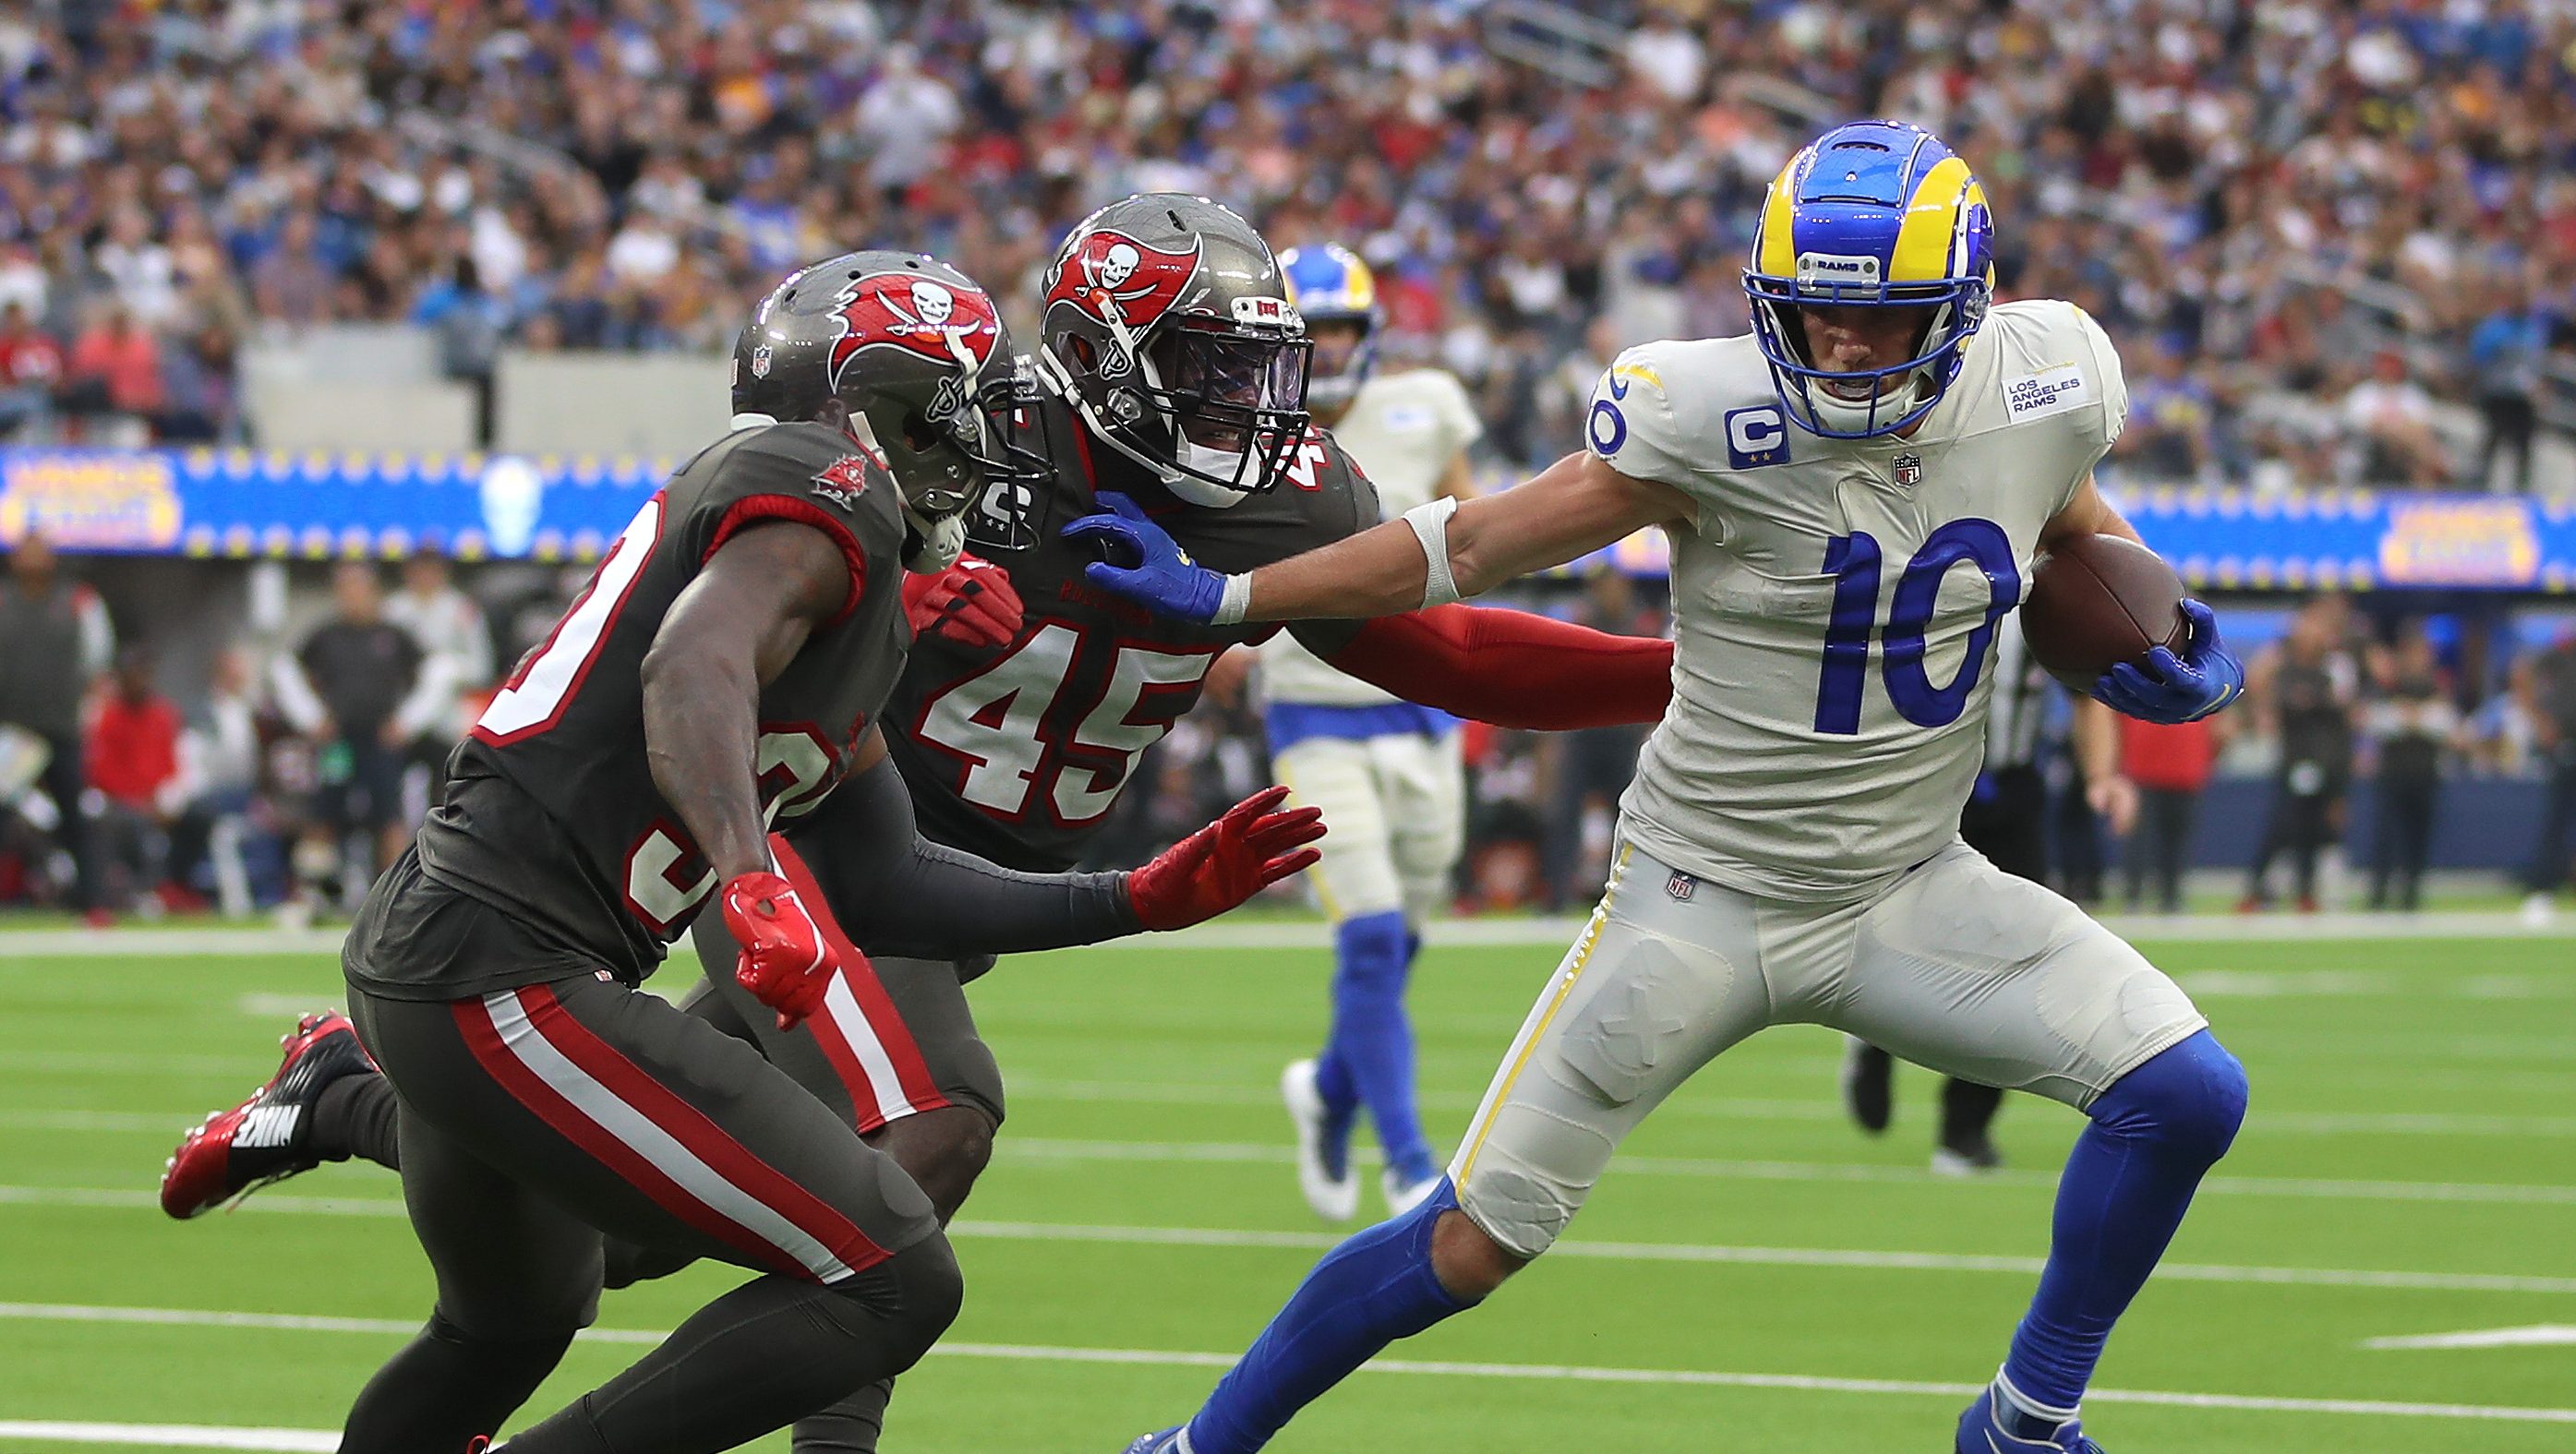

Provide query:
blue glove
left=2092, top=598, right=2244, bottom=724
left=1059, top=491, right=1232, bottom=623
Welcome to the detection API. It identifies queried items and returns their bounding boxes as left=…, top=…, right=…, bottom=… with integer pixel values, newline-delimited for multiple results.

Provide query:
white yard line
left=2364, top=1325, right=2576, bottom=1350
left=9, top=1117, right=2574, bottom=1203
left=1, top=1304, right=2572, bottom=1433
left=1000, top=1076, right=2576, bottom=1137
left=999, top=1136, right=2576, bottom=1208
left=0, top=1424, right=338, bottom=1451
left=6, top=1186, right=2569, bottom=1294
left=15, top=1086, right=2576, bottom=1146
left=3, top=907, right=2572, bottom=960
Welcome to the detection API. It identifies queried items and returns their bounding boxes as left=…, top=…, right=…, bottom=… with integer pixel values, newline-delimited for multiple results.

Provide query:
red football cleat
left=161, top=1011, right=376, bottom=1219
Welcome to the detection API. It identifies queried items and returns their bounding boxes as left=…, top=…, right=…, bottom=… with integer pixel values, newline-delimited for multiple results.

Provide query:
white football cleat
left=2522, top=893, right=2554, bottom=928
left=1382, top=1168, right=1440, bottom=1218
left=1282, top=1059, right=1358, bottom=1222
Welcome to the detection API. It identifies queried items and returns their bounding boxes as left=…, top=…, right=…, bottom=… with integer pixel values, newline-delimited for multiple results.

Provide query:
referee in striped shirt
left=1840, top=615, right=2138, bottom=1172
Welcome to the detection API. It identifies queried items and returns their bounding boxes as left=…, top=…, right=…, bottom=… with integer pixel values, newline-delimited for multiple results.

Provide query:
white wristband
left=1402, top=497, right=1463, bottom=608
left=1212, top=571, right=1253, bottom=625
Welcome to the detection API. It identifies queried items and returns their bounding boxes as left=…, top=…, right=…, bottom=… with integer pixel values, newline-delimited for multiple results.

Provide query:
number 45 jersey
left=1589, top=299, right=2127, bottom=901
left=884, top=389, right=1379, bottom=874
left=374, top=421, right=911, bottom=996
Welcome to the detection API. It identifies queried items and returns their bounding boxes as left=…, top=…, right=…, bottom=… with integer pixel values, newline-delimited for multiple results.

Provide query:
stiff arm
left=1237, top=451, right=1694, bottom=623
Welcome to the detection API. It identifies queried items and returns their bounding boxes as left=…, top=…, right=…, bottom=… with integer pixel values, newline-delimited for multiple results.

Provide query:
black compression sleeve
left=788, top=755, right=1141, bottom=960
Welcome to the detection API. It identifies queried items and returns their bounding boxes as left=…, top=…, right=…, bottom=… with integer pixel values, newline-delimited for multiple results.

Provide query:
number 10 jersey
left=1584, top=300, right=2128, bottom=901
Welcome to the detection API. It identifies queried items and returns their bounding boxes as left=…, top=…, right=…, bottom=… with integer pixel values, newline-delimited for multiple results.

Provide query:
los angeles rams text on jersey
left=1586, top=299, right=2127, bottom=898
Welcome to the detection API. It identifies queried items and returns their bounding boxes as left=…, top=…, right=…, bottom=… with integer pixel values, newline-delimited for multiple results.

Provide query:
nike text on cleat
left=1282, top=1059, right=1358, bottom=1222
left=161, top=1010, right=376, bottom=1219
left=1956, top=1383, right=2104, bottom=1454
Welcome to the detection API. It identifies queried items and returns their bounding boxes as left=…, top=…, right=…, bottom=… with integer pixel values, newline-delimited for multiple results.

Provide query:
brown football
left=2021, top=534, right=2188, bottom=691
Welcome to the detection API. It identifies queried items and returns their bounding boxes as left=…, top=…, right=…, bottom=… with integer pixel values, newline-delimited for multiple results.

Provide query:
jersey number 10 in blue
left=1812, top=519, right=2019, bottom=735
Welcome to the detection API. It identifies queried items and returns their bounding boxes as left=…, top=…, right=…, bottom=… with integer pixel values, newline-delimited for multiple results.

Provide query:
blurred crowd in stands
left=6, top=2, right=2576, bottom=922
left=0, top=1, right=2571, bottom=487
left=6, top=525, right=2575, bottom=924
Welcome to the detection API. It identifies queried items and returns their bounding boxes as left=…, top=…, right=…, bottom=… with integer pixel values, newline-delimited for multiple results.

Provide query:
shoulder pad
left=1585, top=338, right=1765, bottom=485
left=1985, top=300, right=2127, bottom=451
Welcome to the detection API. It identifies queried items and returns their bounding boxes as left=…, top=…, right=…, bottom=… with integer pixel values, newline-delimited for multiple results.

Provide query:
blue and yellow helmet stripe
left=1742, top=119, right=1996, bottom=439
left=1280, top=243, right=1381, bottom=408
left=1279, top=244, right=1380, bottom=327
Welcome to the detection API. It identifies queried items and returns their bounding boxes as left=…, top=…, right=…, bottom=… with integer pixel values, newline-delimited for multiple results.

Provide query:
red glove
left=1126, top=785, right=1327, bottom=931
left=901, top=554, right=1023, bottom=649
left=721, top=870, right=845, bottom=1030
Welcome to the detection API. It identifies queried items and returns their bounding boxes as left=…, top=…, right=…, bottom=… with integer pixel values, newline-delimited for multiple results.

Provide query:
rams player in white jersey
left=1077, top=121, right=2249, bottom=1454
left=1262, top=244, right=1483, bottom=1222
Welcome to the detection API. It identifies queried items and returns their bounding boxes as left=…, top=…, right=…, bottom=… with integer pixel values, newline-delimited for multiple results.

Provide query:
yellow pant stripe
left=1270, top=762, right=1344, bottom=921
left=1454, top=844, right=1631, bottom=1188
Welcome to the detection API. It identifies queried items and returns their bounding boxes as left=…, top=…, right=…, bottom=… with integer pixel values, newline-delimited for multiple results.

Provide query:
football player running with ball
left=1076, top=124, right=2247, bottom=1454
left=164, top=204, right=1680, bottom=1454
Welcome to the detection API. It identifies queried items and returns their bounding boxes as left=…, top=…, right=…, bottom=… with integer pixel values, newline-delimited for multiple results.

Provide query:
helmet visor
left=1148, top=318, right=1312, bottom=456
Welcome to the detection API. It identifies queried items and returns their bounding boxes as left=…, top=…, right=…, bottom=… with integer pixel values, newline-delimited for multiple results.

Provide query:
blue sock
left=1185, top=1178, right=1470, bottom=1453
left=1308, top=1045, right=1358, bottom=1182
left=2002, top=1030, right=2249, bottom=1412
left=1319, top=909, right=1436, bottom=1185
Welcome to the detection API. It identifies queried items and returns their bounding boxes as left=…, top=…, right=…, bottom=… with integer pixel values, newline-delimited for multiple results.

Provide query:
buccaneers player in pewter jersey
left=205, top=250, right=1326, bottom=1454
left=164, top=202, right=1677, bottom=1454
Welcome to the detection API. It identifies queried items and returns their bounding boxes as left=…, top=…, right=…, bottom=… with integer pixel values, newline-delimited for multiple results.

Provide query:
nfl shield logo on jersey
left=1893, top=451, right=1923, bottom=487
left=1667, top=870, right=1695, bottom=901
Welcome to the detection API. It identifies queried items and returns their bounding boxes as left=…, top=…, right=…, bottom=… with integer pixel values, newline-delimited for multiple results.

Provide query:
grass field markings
left=996, top=1136, right=2576, bottom=1206
left=5, top=1185, right=2570, bottom=1293
left=17, top=1111, right=2571, bottom=1205
left=7, top=1304, right=2576, bottom=1429
left=12, top=1114, right=2576, bottom=1213
left=947, top=1219, right=2576, bottom=1294
left=2363, top=1325, right=2576, bottom=1350
left=6, top=910, right=2575, bottom=961
left=3, top=1110, right=203, bottom=1133
left=27, top=1074, right=2576, bottom=1143
left=2173, top=970, right=2403, bottom=997
left=0, top=1050, right=297, bottom=1076
left=0, top=1423, right=336, bottom=1451
left=988, top=1077, right=2576, bottom=1138
left=0, top=1184, right=403, bottom=1216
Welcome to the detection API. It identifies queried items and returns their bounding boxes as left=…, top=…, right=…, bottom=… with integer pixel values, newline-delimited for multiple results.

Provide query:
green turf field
left=2, top=926, right=2571, bottom=1452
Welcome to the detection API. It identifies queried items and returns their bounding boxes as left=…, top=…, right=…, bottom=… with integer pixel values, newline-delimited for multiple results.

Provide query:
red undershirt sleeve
left=1317, top=604, right=1673, bottom=730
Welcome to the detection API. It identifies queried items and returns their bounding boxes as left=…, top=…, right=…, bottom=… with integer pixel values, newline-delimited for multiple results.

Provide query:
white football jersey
left=1596, top=299, right=2127, bottom=899
left=1262, top=367, right=1485, bottom=707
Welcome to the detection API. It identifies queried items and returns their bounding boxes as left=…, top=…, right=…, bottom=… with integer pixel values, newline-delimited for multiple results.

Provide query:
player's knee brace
left=2089, top=1029, right=2248, bottom=1167
left=1333, top=909, right=1413, bottom=997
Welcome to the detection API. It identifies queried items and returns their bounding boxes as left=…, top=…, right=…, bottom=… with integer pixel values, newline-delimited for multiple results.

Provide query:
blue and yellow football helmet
left=1743, top=120, right=1994, bottom=439
left=1279, top=244, right=1381, bottom=411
